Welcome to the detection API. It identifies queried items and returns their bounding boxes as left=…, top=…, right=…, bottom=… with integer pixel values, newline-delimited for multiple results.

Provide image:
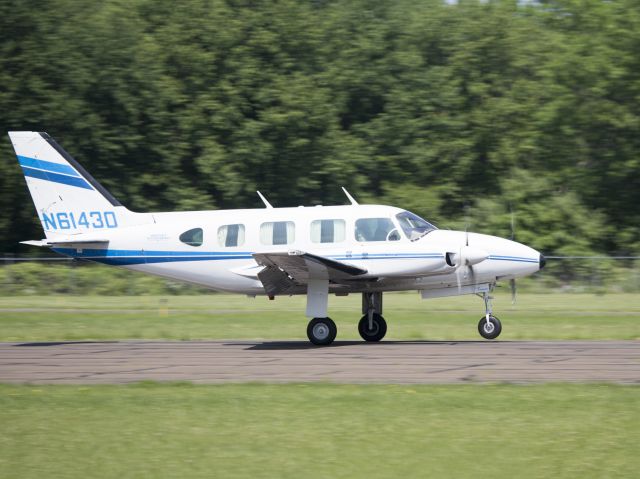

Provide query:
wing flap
left=257, top=263, right=298, bottom=296
left=252, top=251, right=367, bottom=295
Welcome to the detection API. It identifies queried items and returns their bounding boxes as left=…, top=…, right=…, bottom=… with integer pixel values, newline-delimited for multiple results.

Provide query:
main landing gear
left=477, top=291, right=502, bottom=340
left=305, top=290, right=387, bottom=346
left=358, top=292, right=387, bottom=342
left=307, top=317, right=337, bottom=346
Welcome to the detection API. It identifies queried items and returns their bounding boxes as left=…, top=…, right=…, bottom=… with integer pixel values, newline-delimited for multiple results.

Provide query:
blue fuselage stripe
left=331, top=255, right=442, bottom=261
left=51, top=249, right=443, bottom=266
left=52, top=248, right=254, bottom=265
left=18, top=156, right=80, bottom=177
left=51, top=249, right=537, bottom=266
left=22, top=166, right=93, bottom=190
left=95, top=256, right=252, bottom=266
left=488, top=255, right=538, bottom=263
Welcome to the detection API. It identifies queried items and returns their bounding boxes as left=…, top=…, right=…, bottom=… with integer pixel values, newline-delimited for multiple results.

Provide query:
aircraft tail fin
left=8, top=131, right=147, bottom=238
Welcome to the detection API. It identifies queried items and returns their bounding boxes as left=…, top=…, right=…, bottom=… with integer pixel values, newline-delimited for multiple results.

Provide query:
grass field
left=1, top=383, right=638, bottom=478
left=1, top=292, right=639, bottom=341
left=2, top=294, right=639, bottom=478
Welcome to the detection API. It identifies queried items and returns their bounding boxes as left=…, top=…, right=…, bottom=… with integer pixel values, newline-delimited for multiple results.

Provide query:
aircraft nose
left=539, top=254, right=546, bottom=270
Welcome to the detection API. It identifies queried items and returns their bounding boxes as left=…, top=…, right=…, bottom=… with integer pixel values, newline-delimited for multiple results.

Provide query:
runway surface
left=1, top=340, right=639, bottom=384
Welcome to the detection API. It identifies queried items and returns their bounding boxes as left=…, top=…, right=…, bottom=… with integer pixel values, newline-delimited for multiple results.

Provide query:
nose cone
left=487, top=236, right=542, bottom=279
left=539, top=254, right=546, bottom=270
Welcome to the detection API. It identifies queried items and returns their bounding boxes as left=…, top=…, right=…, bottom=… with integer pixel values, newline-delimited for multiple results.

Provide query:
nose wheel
left=477, top=290, right=502, bottom=339
left=478, top=315, right=502, bottom=339
left=307, top=317, right=337, bottom=346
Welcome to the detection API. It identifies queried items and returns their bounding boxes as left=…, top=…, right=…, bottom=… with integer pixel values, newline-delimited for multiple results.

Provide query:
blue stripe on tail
left=18, top=155, right=80, bottom=177
left=21, top=166, right=93, bottom=190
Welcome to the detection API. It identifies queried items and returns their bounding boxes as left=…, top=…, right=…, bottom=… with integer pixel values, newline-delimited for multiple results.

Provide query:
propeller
left=446, top=231, right=489, bottom=293
left=509, top=206, right=517, bottom=304
left=455, top=232, right=472, bottom=292
left=509, top=278, right=517, bottom=305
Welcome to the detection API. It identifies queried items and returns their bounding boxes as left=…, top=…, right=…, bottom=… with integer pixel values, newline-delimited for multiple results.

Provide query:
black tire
left=358, top=313, right=387, bottom=342
left=307, top=317, right=337, bottom=346
left=478, top=315, right=502, bottom=340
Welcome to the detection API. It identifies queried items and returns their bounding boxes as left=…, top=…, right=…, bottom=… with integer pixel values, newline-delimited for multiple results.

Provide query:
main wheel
left=307, top=317, right=337, bottom=346
left=478, top=315, right=502, bottom=340
left=358, top=313, right=387, bottom=342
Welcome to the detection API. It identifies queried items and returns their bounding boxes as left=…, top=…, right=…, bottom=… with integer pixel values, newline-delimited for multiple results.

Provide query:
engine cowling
left=446, top=246, right=489, bottom=268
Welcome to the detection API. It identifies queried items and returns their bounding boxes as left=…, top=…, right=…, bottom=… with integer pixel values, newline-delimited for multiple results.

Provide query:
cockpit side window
left=179, top=228, right=203, bottom=247
left=396, top=211, right=437, bottom=241
left=355, top=218, right=401, bottom=242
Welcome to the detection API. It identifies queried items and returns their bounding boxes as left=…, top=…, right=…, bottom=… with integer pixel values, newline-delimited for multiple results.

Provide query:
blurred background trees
left=1, top=0, right=638, bottom=256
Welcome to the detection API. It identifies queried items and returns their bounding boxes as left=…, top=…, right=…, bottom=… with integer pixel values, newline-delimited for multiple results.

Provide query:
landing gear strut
left=359, top=292, right=387, bottom=342
left=477, top=291, right=502, bottom=340
left=305, top=279, right=336, bottom=346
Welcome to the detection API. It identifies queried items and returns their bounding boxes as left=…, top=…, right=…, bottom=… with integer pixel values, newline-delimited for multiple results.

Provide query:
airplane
left=8, top=131, right=545, bottom=345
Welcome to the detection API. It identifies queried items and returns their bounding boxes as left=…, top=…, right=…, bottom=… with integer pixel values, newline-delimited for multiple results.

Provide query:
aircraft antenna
left=509, top=204, right=515, bottom=240
left=509, top=204, right=517, bottom=304
left=341, top=187, right=359, bottom=206
left=256, top=191, right=273, bottom=209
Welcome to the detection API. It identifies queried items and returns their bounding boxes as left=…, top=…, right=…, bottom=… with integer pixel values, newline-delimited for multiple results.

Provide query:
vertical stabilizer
left=8, top=131, right=146, bottom=238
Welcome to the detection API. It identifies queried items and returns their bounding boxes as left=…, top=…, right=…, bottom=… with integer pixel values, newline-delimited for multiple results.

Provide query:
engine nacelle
left=446, top=246, right=489, bottom=268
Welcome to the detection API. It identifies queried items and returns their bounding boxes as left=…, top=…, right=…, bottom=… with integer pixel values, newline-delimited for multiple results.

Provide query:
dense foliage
left=1, top=0, right=638, bottom=255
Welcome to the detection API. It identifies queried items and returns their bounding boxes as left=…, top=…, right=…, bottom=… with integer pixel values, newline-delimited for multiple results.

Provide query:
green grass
left=2, top=296, right=638, bottom=478
left=0, top=383, right=638, bottom=478
left=0, top=292, right=639, bottom=341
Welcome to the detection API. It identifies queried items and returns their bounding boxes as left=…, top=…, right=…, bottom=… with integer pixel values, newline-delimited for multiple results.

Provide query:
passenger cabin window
left=396, top=211, right=437, bottom=241
left=260, top=221, right=295, bottom=245
left=310, top=219, right=346, bottom=243
left=218, top=224, right=245, bottom=247
left=355, top=218, right=401, bottom=242
left=179, top=228, right=203, bottom=247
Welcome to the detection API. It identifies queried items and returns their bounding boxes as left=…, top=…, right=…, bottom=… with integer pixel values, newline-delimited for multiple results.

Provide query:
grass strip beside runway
left=0, top=292, right=639, bottom=341
left=1, top=383, right=638, bottom=478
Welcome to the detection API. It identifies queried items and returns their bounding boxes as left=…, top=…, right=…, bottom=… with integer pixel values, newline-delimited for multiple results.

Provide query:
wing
left=252, top=251, right=367, bottom=295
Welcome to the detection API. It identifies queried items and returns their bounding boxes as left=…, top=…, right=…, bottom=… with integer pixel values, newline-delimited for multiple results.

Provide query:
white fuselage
left=52, top=204, right=541, bottom=295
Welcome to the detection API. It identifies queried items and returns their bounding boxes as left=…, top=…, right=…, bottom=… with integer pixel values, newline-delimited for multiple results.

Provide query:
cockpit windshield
left=396, top=211, right=437, bottom=241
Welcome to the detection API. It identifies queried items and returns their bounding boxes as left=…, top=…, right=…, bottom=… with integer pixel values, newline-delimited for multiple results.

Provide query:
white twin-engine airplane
left=9, top=131, right=545, bottom=345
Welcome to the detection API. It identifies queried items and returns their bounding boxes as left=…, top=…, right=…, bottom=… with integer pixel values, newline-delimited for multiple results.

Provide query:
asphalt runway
left=1, top=340, right=639, bottom=384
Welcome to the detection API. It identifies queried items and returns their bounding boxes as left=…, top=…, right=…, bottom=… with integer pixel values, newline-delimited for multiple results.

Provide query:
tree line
left=1, top=0, right=638, bottom=257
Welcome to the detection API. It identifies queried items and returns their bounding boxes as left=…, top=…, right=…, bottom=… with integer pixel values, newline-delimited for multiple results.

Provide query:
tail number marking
left=42, top=211, right=118, bottom=230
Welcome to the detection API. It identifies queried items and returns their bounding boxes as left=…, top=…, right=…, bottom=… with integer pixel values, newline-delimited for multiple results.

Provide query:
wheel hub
left=483, top=321, right=495, bottom=334
left=365, top=322, right=379, bottom=336
left=312, top=323, right=329, bottom=340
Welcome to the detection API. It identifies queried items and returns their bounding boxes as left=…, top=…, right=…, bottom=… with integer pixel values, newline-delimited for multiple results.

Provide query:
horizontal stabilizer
left=21, top=237, right=110, bottom=247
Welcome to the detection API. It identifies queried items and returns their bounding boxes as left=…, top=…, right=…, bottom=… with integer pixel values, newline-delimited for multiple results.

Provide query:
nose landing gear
left=478, top=315, right=502, bottom=339
left=477, top=291, right=502, bottom=340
